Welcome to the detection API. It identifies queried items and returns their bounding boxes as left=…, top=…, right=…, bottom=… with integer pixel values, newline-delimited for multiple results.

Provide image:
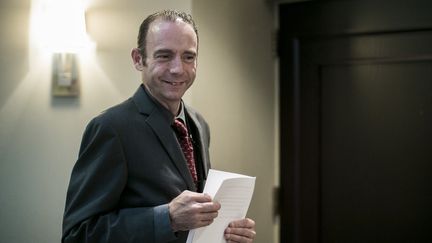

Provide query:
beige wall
left=0, top=0, right=278, bottom=242
left=0, top=1, right=191, bottom=242
left=192, top=1, right=277, bottom=242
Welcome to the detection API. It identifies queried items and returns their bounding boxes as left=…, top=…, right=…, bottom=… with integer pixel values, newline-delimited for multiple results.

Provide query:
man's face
left=141, top=19, right=198, bottom=109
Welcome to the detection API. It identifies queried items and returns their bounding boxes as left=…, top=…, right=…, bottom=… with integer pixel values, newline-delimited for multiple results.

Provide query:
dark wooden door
left=279, top=1, right=432, bottom=242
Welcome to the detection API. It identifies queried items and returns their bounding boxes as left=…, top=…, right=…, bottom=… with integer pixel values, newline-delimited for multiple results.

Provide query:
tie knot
left=172, top=119, right=188, bottom=137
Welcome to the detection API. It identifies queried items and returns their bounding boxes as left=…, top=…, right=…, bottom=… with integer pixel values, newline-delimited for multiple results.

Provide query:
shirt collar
left=176, top=101, right=187, bottom=124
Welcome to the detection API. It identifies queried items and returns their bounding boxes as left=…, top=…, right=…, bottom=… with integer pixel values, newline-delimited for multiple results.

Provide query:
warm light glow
left=30, top=0, right=94, bottom=53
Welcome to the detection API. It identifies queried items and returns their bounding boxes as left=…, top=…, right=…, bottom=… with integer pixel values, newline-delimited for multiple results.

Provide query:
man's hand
left=168, top=190, right=221, bottom=231
left=224, top=218, right=256, bottom=243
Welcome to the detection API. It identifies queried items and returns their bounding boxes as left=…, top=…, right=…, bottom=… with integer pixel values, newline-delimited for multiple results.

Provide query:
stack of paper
left=186, top=169, right=256, bottom=243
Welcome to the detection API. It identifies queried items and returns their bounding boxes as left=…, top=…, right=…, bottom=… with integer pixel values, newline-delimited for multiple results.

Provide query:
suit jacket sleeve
left=62, top=117, right=177, bottom=243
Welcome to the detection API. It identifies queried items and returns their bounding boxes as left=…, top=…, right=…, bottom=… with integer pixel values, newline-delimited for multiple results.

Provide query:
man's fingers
left=229, top=218, right=255, bottom=228
left=195, top=201, right=221, bottom=212
left=225, top=227, right=256, bottom=239
left=225, top=233, right=255, bottom=243
left=169, top=190, right=222, bottom=231
left=198, top=210, right=218, bottom=221
left=192, top=193, right=213, bottom=203
left=225, top=228, right=256, bottom=243
left=224, top=218, right=256, bottom=242
left=180, top=191, right=212, bottom=203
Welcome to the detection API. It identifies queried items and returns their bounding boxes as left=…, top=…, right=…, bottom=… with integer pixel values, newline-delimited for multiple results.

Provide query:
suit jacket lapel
left=146, top=112, right=197, bottom=190
left=132, top=86, right=196, bottom=190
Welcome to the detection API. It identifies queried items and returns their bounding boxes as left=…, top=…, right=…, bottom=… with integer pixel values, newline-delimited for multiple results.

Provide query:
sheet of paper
left=186, top=169, right=256, bottom=243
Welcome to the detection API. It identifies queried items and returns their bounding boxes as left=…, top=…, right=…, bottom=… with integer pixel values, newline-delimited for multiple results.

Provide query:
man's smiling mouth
left=163, top=80, right=185, bottom=86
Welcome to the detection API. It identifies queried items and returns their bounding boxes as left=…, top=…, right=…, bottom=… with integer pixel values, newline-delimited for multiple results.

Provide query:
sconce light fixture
left=52, top=52, right=80, bottom=97
left=34, top=0, right=94, bottom=97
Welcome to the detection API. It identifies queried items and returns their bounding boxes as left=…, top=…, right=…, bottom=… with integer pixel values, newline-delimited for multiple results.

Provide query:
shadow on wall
left=0, top=1, right=30, bottom=108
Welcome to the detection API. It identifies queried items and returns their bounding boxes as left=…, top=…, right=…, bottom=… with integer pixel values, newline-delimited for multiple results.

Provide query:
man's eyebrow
left=183, top=50, right=197, bottom=56
left=153, top=49, right=173, bottom=54
left=152, top=49, right=197, bottom=57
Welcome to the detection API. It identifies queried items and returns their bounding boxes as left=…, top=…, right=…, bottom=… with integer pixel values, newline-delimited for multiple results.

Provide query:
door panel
left=321, top=62, right=432, bottom=242
left=279, top=1, right=432, bottom=242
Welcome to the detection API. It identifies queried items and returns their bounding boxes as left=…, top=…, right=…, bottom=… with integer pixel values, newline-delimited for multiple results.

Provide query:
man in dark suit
left=62, top=10, right=256, bottom=243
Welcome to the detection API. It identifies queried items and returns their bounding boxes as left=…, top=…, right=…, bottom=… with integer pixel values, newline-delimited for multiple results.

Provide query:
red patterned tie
left=172, top=118, right=198, bottom=185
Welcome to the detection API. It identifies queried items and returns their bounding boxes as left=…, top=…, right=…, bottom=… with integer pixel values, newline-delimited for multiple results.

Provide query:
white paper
left=186, top=169, right=256, bottom=243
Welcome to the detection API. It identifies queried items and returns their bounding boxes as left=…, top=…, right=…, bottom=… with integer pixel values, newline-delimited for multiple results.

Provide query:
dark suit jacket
left=62, top=85, right=211, bottom=243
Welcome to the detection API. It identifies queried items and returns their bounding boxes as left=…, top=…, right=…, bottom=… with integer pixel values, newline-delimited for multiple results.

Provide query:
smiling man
left=62, top=10, right=256, bottom=243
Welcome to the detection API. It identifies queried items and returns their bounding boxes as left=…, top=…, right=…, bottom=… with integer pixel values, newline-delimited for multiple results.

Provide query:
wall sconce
left=34, top=0, right=94, bottom=97
left=52, top=53, right=79, bottom=97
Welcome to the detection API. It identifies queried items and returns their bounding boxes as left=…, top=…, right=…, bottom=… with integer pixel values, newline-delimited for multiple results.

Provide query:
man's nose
left=169, top=56, right=184, bottom=74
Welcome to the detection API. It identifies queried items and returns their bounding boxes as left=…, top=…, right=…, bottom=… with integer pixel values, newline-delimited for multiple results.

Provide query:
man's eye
left=156, top=55, right=169, bottom=59
left=155, top=54, right=171, bottom=60
left=183, top=55, right=196, bottom=63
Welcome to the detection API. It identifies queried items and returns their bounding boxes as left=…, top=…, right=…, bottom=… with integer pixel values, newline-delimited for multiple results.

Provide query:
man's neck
left=164, top=102, right=181, bottom=117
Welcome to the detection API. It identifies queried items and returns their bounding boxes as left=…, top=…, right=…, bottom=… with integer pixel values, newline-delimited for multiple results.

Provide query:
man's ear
left=131, top=48, right=145, bottom=71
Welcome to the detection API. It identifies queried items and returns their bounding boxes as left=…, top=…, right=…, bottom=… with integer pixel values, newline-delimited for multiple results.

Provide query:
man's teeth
left=165, top=81, right=183, bottom=86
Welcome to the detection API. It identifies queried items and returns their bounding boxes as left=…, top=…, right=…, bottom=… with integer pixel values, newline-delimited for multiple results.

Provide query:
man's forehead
left=146, top=19, right=198, bottom=50
left=148, top=18, right=195, bottom=36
